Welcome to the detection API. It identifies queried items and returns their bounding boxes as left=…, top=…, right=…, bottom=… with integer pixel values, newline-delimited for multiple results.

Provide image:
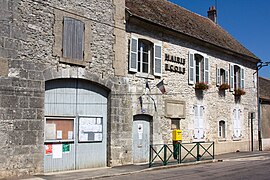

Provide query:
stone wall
left=0, top=0, right=127, bottom=178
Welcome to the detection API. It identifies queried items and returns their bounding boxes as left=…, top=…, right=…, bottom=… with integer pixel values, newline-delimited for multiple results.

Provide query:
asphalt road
left=99, top=155, right=270, bottom=180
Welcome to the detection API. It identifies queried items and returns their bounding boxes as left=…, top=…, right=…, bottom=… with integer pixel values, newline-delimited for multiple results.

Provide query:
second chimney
left=207, top=6, right=217, bottom=23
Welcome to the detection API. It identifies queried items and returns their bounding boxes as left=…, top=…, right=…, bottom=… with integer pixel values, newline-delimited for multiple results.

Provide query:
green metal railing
left=149, top=142, right=214, bottom=167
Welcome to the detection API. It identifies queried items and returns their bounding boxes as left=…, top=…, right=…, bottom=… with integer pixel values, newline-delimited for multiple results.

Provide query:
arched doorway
left=44, top=78, right=109, bottom=172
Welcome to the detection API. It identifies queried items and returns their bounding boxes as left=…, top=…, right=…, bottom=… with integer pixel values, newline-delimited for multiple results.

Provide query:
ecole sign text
left=164, top=54, right=185, bottom=74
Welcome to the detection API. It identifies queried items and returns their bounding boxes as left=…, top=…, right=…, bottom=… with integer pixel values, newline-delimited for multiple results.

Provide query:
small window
left=218, top=120, right=225, bottom=138
left=216, top=67, right=229, bottom=87
left=129, top=36, right=162, bottom=77
left=63, top=17, right=85, bottom=60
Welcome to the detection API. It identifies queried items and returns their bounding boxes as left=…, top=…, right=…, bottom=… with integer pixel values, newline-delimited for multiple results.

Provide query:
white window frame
left=216, top=67, right=229, bottom=86
left=188, top=50, right=210, bottom=85
left=129, top=35, right=162, bottom=77
left=229, top=64, right=245, bottom=91
left=218, top=120, right=226, bottom=139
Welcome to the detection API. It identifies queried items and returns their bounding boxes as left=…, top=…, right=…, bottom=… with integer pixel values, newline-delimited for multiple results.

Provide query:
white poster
left=79, top=133, right=88, bottom=141
left=52, top=144, right=62, bottom=159
left=68, top=131, right=73, bottom=140
left=56, top=130, right=62, bottom=139
left=94, top=133, right=103, bottom=141
left=45, top=124, right=56, bottom=140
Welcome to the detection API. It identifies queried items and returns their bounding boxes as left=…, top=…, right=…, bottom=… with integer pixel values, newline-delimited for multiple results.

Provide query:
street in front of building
left=98, top=152, right=270, bottom=180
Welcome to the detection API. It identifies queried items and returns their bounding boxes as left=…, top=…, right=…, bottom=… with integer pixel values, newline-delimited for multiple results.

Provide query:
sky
left=169, top=0, right=270, bottom=79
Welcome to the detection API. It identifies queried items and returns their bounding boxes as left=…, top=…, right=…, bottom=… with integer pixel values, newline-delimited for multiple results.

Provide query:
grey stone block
left=22, top=109, right=36, bottom=119
left=0, top=23, right=10, bottom=37
left=19, top=96, right=29, bottom=108
left=13, top=121, right=28, bottom=130
left=22, top=131, right=36, bottom=145
left=29, top=121, right=43, bottom=131
left=1, top=95, right=18, bottom=108
left=29, top=97, right=43, bottom=108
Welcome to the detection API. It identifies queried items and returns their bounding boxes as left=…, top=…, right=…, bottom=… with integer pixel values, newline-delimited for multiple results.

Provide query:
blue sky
left=169, top=0, right=270, bottom=79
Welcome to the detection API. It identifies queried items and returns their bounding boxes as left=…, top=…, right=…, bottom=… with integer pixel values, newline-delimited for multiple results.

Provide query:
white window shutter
left=240, top=67, right=245, bottom=89
left=129, top=36, right=138, bottom=72
left=225, top=70, right=229, bottom=84
left=154, top=43, right=162, bottom=76
left=233, top=109, right=237, bottom=137
left=216, top=67, right=220, bottom=86
left=188, top=52, right=195, bottom=85
left=199, top=106, right=204, bottom=139
left=194, top=105, right=199, bottom=139
left=204, top=57, right=210, bottom=84
left=229, top=64, right=234, bottom=91
left=237, top=109, right=241, bottom=137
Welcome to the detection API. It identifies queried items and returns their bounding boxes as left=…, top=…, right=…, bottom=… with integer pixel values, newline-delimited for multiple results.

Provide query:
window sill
left=135, top=73, right=155, bottom=80
left=218, top=138, right=226, bottom=142
left=45, top=140, right=74, bottom=144
left=60, top=57, right=89, bottom=67
left=232, top=137, right=241, bottom=141
left=192, top=139, right=206, bottom=143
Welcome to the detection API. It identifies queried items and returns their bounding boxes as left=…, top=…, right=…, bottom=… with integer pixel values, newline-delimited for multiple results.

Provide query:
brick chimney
left=207, top=6, right=217, bottom=23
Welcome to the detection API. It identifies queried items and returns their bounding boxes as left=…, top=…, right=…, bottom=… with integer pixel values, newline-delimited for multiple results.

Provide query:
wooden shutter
left=199, top=106, right=204, bottom=139
left=233, top=109, right=237, bottom=137
left=129, top=36, right=138, bottom=72
left=225, top=70, right=229, bottom=84
left=188, top=52, right=195, bottom=85
left=233, top=109, right=241, bottom=138
left=63, top=17, right=84, bottom=60
left=237, top=109, right=241, bottom=137
left=240, top=67, right=245, bottom=89
left=204, top=57, right=209, bottom=84
left=229, top=64, right=234, bottom=91
left=73, top=19, right=84, bottom=60
left=194, top=105, right=199, bottom=139
left=216, top=67, right=220, bottom=86
left=154, top=43, right=162, bottom=76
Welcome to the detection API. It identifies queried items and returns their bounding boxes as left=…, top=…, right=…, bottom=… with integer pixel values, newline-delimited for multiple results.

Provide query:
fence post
left=149, top=145, right=152, bottom=167
left=179, top=143, right=181, bottom=164
left=163, top=144, right=167, bottom=165
left=197, top=142, right=200, bottom=161
left=213, top=142, right=215, bottom=159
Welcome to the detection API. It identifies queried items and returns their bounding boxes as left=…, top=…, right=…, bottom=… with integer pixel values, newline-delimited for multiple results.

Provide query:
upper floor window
left=216, top=68, right=228, bottom=86
left=229, top=64, right=245, bottom=91
left=63, top=17, right=85, bottom=61
left=53, top=9, right=91, bottom=66
left=188, top=51, right=209, bottom=85
left=129, top=36, right=162, bottom=77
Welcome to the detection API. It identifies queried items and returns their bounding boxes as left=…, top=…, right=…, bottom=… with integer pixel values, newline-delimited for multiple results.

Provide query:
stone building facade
left=0, top=0, right=260, bottom=178
left=259, top=77, right=270, bottom=150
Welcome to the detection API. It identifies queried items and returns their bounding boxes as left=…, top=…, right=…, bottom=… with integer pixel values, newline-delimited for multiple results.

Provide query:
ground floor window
left=218, top=120, right=225, bottom=139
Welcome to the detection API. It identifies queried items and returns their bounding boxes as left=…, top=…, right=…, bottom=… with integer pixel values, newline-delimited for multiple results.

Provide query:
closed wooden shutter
left=188, top=52, right=195, bottom=85
left=204, top=57, right=209, bottom=84
left=154, top=43, right=162, bottom=77
left=240, top=67, right=245, bottom=89
left=199, top=106, right=204, bottom=139
left=216, top=67, right=220, bottom=86
left=229, top=64, right=234, bottom=91
left=129, top=36, right=138, bottom=72
left=233, top=109, right=241, bottom=138
left=225, top=70, right=229, bottom=84
left=194, top=105, right=199, bottom=139
left=63, top=17, right=84, bottom=60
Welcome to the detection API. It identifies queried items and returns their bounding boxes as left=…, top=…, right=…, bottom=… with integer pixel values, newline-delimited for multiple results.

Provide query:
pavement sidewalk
left=12, top=151, right=270, bottom=180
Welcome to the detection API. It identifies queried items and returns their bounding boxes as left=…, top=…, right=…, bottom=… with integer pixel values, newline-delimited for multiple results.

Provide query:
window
left=63, top=17, right=85, bottom=60
left=218, top=120, right=225, bottom=139
left=216, top=68, right=228, bottom=86
left=229, top=64, right=245, bottom=91
left=129, top=36, right=162, bottom=77
left=233, top=109, right=241, bottom=138
left=53, top=9, right=91, bottom=66
left=188, top=51, right=209, bottom=85
left=194, top=105, right=204, bottom=140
